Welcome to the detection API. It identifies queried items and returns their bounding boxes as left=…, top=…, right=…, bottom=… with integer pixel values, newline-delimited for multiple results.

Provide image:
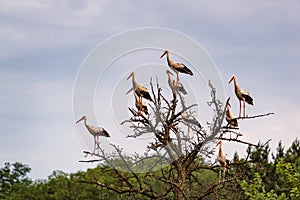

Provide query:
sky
left=1, top=0, right=300, bottom=179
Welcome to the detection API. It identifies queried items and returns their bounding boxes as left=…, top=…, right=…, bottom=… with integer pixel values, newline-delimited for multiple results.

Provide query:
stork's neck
left=182, top=101, right=187, bottom=110
left=226, top=108, right=234, bottom=119
left=233, top=78, right=240, bottom=92
left=218, top=143, right=223, bottom=155
left=131, top=74, right=137, bottom=89
left=166, top=52, right=172, bottom=66
left=226, top=107, right=230, bottom=116
left=83, top=118, right=87, bottom=126
left=167, top=73, right=172, bottom=81
left=226, top=105, right=231, bottom=113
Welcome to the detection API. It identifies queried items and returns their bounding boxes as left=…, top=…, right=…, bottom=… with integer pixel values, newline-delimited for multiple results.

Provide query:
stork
left=166, top=70, right=187, bottom=95
left=226, top=101, right=238, bottom=128
left=229, top=75, right=253, bottom=118
left=134, top=92, right=149, bottom=115
left=226, top=101, right=238, bottom=139
left=160, top=50, right=193, bottom=81
left=126, top=72, right=153, bottom=102
left=216, top=140, right=230, bottom=181
left=76, top=116, right=110, bottom=154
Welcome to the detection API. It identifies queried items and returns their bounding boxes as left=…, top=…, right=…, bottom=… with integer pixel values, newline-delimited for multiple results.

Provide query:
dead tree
left=79, top=78, right=274, bottom=199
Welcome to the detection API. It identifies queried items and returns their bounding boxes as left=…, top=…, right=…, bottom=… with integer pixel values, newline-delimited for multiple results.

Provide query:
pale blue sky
left=1, top=1, right=299, bottom=179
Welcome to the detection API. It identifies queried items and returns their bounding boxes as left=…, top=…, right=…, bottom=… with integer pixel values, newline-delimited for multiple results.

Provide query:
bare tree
left=79, top=78, right=274, bottom=199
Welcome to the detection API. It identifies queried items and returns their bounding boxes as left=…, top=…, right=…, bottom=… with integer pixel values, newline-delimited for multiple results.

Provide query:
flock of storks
left=76, top=50, right=254, bottom=179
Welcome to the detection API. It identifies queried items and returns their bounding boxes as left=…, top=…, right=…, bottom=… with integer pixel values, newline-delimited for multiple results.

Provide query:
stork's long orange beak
left=76, top=117, right=83, bottom=124
left=229, top=76, right=234, bottom=84
left=126, top=87, right=133, bottom=95
left=216, top=140, right=222, bottom=146
left=127, top=72, right=133, bottom=80
left=160, top=51, right=167, bottom=59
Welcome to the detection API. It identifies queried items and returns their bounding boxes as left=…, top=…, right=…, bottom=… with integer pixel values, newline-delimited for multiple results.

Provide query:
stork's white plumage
left=76, top=116, right=110, bottom=154
left=126, top=72, right=153, bottom=102
left=229, top=75, right=253, bottom=118
left=166, top=70, right=187, bottom=95
left=226, top=101, right=238, bottom=127
left=160, top=50, right=193, bottom=81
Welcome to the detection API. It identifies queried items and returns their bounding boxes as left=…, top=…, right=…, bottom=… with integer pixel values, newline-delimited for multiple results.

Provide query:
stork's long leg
left=243, top=101, right=246, bottom=117
left=93, top=136, right=96, bottom=154
left=223, top=166, right=226, bottom=181
left=219, top=167, right=222, bottom=183
left=239, top=100, right=242, bottom=118
left=96, top=135, right=98, bottom=148
left=96, top=135, right=100, bottom=154
left=94, top=136, right=97, bottom=154
left=176, top=72, right=179, bottom=82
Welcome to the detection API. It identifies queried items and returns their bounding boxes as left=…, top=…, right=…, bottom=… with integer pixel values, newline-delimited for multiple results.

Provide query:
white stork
left=226, top=101, right=238, bottom=128
left=166, top=70, right=187, bottom=95
left=126, top=72, right=153, bottom=102
left=216, top=140, right=230, bottom=181
left=76, top=116, right=110, bottom=154
left=160, top=50, right=193, bottom=81
left=229, top=75, right=253, bottom=118
left=134, top=92, right=149, bottom=115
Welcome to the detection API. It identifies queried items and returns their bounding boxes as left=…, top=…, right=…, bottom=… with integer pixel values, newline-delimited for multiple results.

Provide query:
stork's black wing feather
left=175, top=63, right=193, bottom=76
left=102, top=129, right=110, bottom=137
left=142, top=105, right=149, bottom=115
left=140, top=90, right=153, bottom=102
left=242, top=93, right=253, bottom=105
left=226, top=159, right=230, bottom=167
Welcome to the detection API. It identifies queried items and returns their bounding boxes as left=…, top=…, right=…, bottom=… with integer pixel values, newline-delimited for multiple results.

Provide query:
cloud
left=1, top=0, right=300, bottom=178
left=0, top=0, right=110, bottom=59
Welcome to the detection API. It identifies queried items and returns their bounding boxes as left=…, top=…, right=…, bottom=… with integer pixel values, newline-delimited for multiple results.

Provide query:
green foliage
left=276, top=159, right=300, bottom=199
left=0, top=162, right=32, bottom=199
left=1, top=138, right=300, bottom=199
left=285, top=139, right=300, bottom=171
left=0, top=163, right=133, bottom=200
left=241, top=172, right=286, bottom=200
left=241, top=154, right=300, bottom=200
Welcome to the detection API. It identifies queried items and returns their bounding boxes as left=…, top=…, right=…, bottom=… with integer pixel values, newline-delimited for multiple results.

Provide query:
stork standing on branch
left=166, top=70, right=187, bottom=95
left=226, top=101, right=238, bottom=128
left=229, top=75, right=253, bottom=118
left=134, top=92, right=149, bottom=115
left=160, top=50, right=193, bottom=81
left=126, top=72, right=153, bottom=102
left=226, top=101, right=238, bottom=139
left=216, top=140, right=230, bottom=181
left=76, top=116, right=110, bottom=154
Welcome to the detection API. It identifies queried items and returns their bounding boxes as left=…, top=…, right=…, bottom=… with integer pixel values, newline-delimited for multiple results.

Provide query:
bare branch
left=217, top=137, right=272, bottom=148
left=79, top=77, right=274, bottom=200
left=235, top=112, right=275, bottom=120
